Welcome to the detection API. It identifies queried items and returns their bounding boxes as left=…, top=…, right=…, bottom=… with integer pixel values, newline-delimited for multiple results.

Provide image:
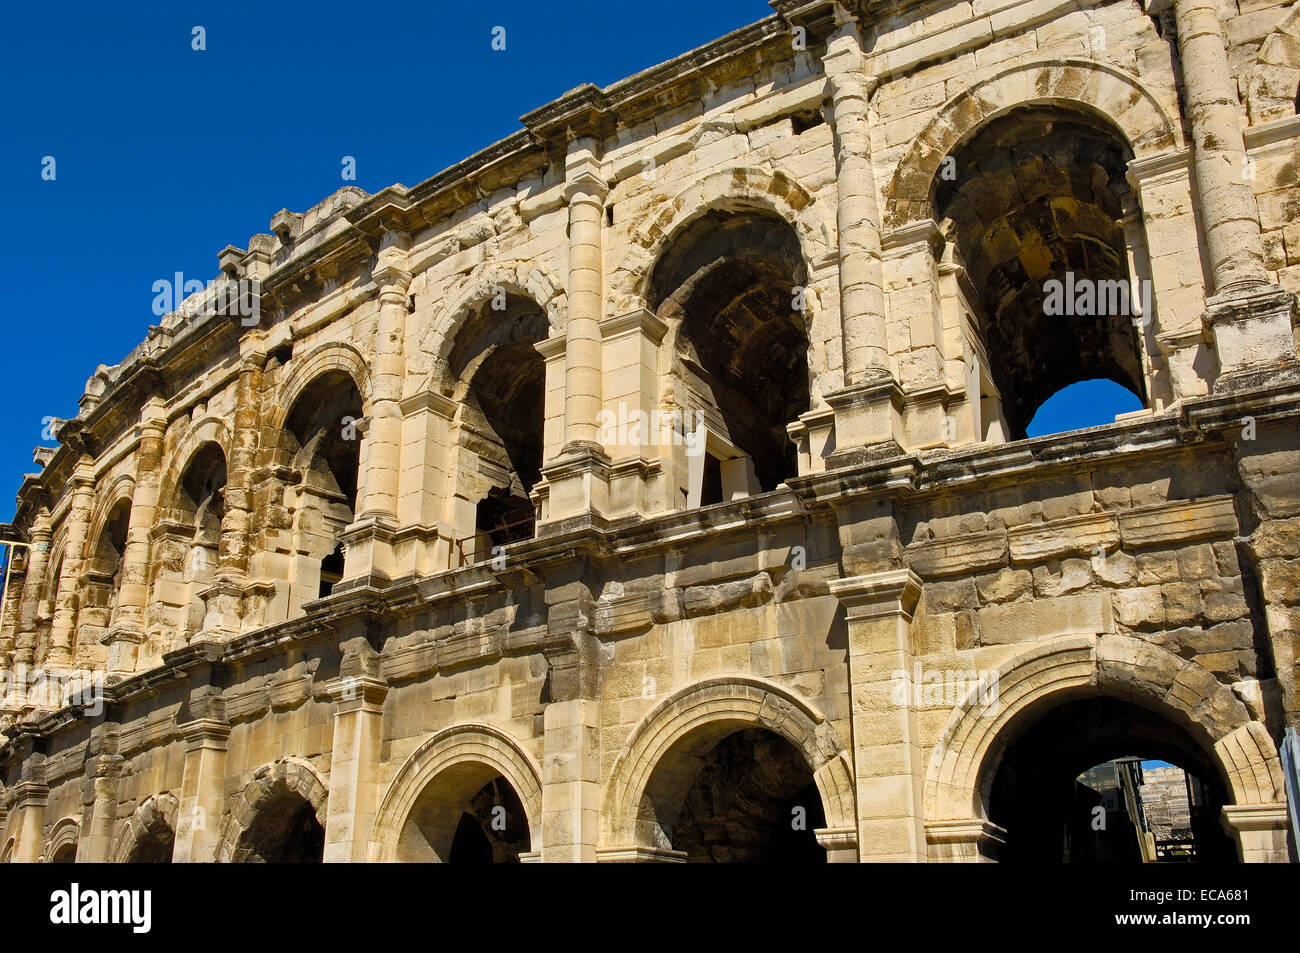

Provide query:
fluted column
left=104, top=397, right=166, bottom=675
left=825, top=20, right=888, bottom=383
left=562, top=143, right=607, bottom=452
left=48, top=456, right=95, bottom=671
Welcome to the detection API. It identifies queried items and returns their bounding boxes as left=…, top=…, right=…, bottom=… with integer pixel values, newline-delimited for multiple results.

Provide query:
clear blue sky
left=0, top=1, right=1136, bottom=523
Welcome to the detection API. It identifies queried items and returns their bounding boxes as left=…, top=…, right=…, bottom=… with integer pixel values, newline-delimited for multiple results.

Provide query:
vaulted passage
left=651, top=211, right=811, bottom=500
left=936, top=107, right=1148, bottom=438
left=282, top=371, right=363, bottom=603
left=450, top=295, right=546, bottom=553
left=175, top=442, right=226, bottom=635
left=984, top=696, right=1237, bottom=862
left=396, top=763, right=532, bottom=863
left=646, top=726, right=826, bottom=863
left=236, top=792, right=325, bottom=863
left=127, top=826, right=175, bottom=863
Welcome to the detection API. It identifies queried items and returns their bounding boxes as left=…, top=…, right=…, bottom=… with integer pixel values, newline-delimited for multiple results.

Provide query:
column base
left=1203, top=284, right=1299, bottom=391
left=824, top=377, right=906, bottom=468
left=535, top=441, right=611, bottom=527
left=338, top=515, right=398, bottom=590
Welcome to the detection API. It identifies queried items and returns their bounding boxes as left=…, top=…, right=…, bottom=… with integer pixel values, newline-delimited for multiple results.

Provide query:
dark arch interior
left=451, top=296, right=547, bottom=548
left=985, top=696, right=1237, bottom=862
left=90, top=500, right=131, bottom=578
left=651, top=211, right=811, bottom=493
left=448, top=777, right=531, bottom=864
left=936, top=107, right=1147, bottom=438
left=656, top=727, right=826, bottom=863
left=178, top=442, right=227, bottom=528
left=238, top=792, right=324, bottom=863
left=398, top=764, right=533, bottom=863
left=285, top=370, right=364, bottom=510
left=49, top=842, right=76, bottom=863
left=128, top=826, right=175, bottom=863
left=284, top=371, right=363, bottom=597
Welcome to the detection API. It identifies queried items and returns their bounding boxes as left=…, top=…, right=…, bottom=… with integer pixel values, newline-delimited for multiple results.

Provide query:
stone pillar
left=828, top=568, right=928, bottom=862
left=0, top=546, right=25, bottom=671
left=172, top=718, right=229, bottom=863
left=598, top=309, right=670, bottom=519
left=48, top=455, right=96, bottom=671
left=344, top=257, right=410, bottom=586
left=75, top=752, right=123, bottom=862
left=1220, top=802, right=1292, bottom=862
left=538, top=138, right=613, bottom=523
left=103, top=397, right=167, bottom=676
left=563, top=140, right=606, bottom=451
left=14, top=514, right=52, bottom=670
left=819, top=20, right=910, bottom=459
left=10, top=780, right=48, bottom=863
left=1172, top=0, right=1267, bottom=297
left=322, top=668, right=387, bottom=863
left=1172, top=0, right=1298, bottom=386
left=824, top=19, right=888, bottom=383
left=218, top=347, right=268, bottom=581
left=540, top=698, right=600, bottom=862
left=393, top=392, right=458, bottom=576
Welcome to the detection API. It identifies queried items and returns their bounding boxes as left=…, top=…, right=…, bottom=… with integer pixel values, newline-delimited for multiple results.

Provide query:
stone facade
left=0, top=0, right=1298, bottom=863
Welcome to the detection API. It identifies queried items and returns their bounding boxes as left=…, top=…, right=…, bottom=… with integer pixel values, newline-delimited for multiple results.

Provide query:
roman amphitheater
left=1, top=0, right=1298, bottom=863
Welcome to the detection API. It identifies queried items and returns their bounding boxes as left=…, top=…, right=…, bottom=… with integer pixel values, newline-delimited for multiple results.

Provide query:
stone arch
left=216, top=757, right=329, bottom=863
left=263, top=342, right=370, bottom=438
left=45, top=816, right=80, bottom=862
left=614, top=166, right=830, bottom=314
left=113, top=791, right=178, bottom=863
left=0, top=838, right=13, bottom=863
left=369, top=723, right=543, bottom=862
left=884, top=59, right=1180, bottom=230
left=1247, top=3, right=1300, bottom=124
left=415, top=259, right=566, bottom=394
left=85, top=475, right=136, bottom=562
left=602, top=676, right=856, bottom=851
left=923, top=634, right=1284, bottom=827
left=156, top=418, right=232, bottom=522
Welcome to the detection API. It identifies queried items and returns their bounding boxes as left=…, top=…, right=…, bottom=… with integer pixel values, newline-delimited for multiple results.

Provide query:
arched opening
left=650, top=210, right=811, bottom=506
left=49, top=842, right=76, bottom=863
left=448, top=295, right=546, bottom=559
left=126, top=825, right=175, bottom=863
left=236, top=791, right=325, bottom=863
left=642, top=725, right=827, bottom=863
left=396, top=762, right=532, bottom=863
left=1025, top=378, right=1144, bottom=437
left=282, top=371, right=362, bottom=611
left=81, top=499, right=131, bottom=656
left=176, top=442, right=226, bottom=636
left=935, top=107, right=1149, bottom=441
left=983, top=696, right=1237, bottom=862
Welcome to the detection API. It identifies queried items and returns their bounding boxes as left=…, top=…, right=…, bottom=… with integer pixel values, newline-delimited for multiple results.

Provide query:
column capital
left=372, top=264, right=412, bottom=298
left=178, top=718, right=231, bottom=750
left=12, top=780, right=49, bottom=809
left=829, top=568, right=923, bottom=620
left=564, top=169, right=608, bottom=205
left=326, top=674, right=389, bottom=712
